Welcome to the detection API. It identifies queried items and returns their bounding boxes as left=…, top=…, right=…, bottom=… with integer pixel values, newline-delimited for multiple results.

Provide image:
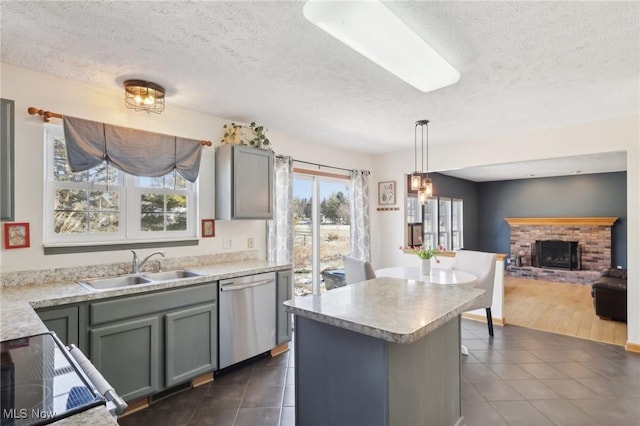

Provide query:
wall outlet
left=223, top=238, right=232, bottom=249
left=247, top=237, right=254, bottom=249
left=506, top=258, right=511, bottom=264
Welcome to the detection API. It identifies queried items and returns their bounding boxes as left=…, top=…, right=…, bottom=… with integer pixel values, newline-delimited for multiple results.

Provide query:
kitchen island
left=283, top=276, right=484, bottom=426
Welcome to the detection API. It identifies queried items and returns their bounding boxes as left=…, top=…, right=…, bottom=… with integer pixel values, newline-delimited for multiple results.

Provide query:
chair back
left=343, top=255, right=376, bottom=285
left=452, top=250, right=497, bottom=309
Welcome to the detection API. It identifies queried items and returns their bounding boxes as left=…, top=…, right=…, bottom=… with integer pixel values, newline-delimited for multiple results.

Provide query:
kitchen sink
left=78, top=270, right=205, bottom=292
left=78, top=275, right=153, bottom=291
left=141, top=270, right=204, bottom=281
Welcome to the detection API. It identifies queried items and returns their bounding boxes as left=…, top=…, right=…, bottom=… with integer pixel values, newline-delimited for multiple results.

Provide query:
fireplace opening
left=531, top=240, right=580, bottom=270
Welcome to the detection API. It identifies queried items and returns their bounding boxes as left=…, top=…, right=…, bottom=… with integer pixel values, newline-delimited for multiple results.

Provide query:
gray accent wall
left=430, top=173, right=479, bottom=250
left=431, top=171, right=627, bottom=267
left=476, top=172, right=627, bottom=268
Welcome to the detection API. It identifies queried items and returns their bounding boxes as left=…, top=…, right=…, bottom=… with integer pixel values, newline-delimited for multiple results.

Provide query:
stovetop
left=1, top=333, right=105, bottom=426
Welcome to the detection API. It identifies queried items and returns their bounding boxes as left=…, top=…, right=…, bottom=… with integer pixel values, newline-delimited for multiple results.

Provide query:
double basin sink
left=78, top=270, right=205, bottom=292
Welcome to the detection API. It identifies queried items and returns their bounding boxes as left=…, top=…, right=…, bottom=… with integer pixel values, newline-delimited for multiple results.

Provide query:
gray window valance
left=63, top=116, right=203, bottom=182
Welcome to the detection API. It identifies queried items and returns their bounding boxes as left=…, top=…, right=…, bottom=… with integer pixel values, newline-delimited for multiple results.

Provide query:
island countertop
left=283, top=276, right=484, bottom=344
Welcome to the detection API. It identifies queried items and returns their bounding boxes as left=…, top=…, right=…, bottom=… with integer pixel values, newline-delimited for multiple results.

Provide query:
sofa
left=591, top=268, right=627, bottom=322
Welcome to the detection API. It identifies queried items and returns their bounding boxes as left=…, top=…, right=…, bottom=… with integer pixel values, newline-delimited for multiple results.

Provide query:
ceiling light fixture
left=124, top=80, right=165, bottom=113
left=303, top=0, right=460, bottom=92
left=416, top=120, right=433, bottom=205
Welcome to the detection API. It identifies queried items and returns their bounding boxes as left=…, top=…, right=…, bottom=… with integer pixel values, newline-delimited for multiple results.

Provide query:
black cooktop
left=1, top=333, right=105, bottom=426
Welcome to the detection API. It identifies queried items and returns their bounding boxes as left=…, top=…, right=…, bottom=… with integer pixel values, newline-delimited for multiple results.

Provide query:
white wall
left=0, top=63, right=373, bottom=274
left=371, top=114, right=640, bottom=348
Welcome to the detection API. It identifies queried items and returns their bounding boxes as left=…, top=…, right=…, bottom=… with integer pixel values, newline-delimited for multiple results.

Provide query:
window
left=44, top=124, right=197, bottom=244
left=293, top=172, right=351, bottom=296
left=423, top=196, right=463, bottom=251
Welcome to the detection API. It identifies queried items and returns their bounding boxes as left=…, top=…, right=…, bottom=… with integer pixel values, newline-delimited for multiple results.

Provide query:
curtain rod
left=27, top=107, right=213, bottom=146
left=277, top=155, right=369, bottom=175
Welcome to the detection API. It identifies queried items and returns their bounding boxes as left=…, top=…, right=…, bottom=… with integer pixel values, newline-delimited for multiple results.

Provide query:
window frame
left=43, top=124, right=198, bottom=246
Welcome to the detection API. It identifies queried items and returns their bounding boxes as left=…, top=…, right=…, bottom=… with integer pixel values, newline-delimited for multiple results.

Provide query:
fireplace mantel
left=505, top=217, right=618, bottom=226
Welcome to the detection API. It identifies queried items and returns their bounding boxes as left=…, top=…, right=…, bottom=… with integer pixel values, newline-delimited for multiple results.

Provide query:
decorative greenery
left=221, top=121, right=271, bottom=150
left=400, top=236, right=442, bottom=260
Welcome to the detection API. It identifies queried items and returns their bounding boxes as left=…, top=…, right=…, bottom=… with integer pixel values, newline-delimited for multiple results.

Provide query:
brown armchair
left=591, top=268, right=627, bottom=322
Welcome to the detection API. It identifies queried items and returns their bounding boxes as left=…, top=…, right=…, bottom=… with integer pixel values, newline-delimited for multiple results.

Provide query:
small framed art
left=202, top=219, right=215, bottom=238
left=4, top=222, right=30, bottom=249
left=378, top=181, right=396, bottom=205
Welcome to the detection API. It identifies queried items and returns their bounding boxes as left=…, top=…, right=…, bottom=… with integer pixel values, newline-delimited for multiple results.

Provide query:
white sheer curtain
left=349, top=170, right=371, bottom=262
left=268, top=156, right=294, bottom=264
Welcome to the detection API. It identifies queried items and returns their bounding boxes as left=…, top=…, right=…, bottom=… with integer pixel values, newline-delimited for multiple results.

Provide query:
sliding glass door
left=293, top=173, right=350, bottom=296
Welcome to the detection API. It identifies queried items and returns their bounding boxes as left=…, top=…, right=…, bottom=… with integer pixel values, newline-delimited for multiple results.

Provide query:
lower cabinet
left=165, top=303, right=217, bottom=388
left=36, top=304, right=86, bottom=352
left=276, top=270, right=293, bottom=345
left=90, top=317, right=160, bottom=401
left=87, top=282, right=218, bottom=401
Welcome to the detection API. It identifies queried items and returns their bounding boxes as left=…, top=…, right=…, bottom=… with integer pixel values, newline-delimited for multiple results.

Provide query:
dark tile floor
left=119, top=319, right=640, bottom=425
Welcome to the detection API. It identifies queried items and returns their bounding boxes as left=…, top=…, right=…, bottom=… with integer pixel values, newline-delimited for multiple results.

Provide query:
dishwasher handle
left=220, top=278, right=274, bottom=292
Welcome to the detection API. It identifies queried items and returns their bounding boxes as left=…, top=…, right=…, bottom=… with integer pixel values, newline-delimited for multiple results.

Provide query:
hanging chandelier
left=416, top=120, right=433, bottom=205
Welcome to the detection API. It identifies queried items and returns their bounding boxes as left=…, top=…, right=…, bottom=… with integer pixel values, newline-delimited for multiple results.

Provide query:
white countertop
left=283, top=277, right=484, bottom=344
left=1, top=260, right=290, bottom=342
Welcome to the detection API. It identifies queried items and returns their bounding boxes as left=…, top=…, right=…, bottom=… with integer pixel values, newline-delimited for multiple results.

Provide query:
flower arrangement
left=221, top=121, right=271, bottom=150
left=400, top=237, right=443, bottom=261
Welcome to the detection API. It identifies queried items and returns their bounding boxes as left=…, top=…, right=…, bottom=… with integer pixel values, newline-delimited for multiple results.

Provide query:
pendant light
left=410, top=123, right=422, bottom=191
left=416, top=120, right=433, bottom=205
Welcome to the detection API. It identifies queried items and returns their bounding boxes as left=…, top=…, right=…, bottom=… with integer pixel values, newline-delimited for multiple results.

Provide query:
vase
left=515, top=256, right=522, bottom=267
left=420, top=259, right=431, bottom=277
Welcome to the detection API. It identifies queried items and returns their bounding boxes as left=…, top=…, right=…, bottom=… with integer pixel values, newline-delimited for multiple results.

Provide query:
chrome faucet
left=131, top=250, right=165, bottom=274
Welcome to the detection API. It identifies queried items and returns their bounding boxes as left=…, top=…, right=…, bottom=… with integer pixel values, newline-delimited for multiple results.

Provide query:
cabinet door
left=90, top=317, right=160, bottom=401
left=233, top=146, right=273, bottom=219
left=37, top=305, right=85, bottom=351
left=165, top=303, right=217, bottom=387
left=276, top=270, right=293, bottom=344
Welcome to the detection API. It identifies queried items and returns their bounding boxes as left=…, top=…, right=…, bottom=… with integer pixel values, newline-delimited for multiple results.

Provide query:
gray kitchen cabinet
left=87, top=282, right=218, bottom=401
left=37, top=304, right=86, bottom=352
left=215, top=144, right=274, bottom=220
left=165, top=302, right=217, bottom=387
left=90, top=316, right=160, bottom=401
left=276, top=270, right=293, bottom=344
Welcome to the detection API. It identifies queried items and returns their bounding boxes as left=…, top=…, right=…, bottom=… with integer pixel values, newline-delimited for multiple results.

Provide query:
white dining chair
left=452, top=250, right=497, bottom=337
left=343, top=255, right=377, bottom=285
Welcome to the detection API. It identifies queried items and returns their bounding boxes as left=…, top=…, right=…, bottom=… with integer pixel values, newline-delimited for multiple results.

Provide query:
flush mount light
left=303, top=0, right=460, bottom=92
left=124, top=80, right=165, bottom=113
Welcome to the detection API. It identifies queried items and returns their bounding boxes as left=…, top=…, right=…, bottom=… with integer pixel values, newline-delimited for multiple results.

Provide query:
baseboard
left=462, top=312, right=505, bottom=326
left=118, top=397, right=149, bottom=417
left=271, top=342, right=290, bottom=357
left=192, top=371, right=214, bottom=387
left=626, top=341, right=640, bottom=354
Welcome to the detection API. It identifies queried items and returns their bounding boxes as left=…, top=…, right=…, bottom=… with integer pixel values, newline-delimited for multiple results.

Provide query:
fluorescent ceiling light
left=303, top=0, right=460, bottom=93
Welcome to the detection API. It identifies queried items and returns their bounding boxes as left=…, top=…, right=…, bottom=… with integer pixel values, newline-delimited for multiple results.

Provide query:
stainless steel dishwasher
left=219, top=272, right=276, bottom=369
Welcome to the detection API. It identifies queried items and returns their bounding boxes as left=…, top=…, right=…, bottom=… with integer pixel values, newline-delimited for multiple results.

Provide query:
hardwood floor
left=503, top=276, right=627, bottom=346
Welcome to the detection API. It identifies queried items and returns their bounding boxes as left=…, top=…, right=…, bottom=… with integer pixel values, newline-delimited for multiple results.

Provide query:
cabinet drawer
left=90, top=283, right=217, bottom=326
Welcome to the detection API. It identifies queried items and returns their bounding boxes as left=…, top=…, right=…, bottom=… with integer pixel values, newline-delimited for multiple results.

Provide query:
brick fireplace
left=505, top=217, right=618, bottom=284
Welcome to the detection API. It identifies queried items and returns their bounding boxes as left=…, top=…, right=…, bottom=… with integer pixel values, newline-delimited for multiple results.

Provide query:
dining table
left=375, top=266, right=477, bottom=285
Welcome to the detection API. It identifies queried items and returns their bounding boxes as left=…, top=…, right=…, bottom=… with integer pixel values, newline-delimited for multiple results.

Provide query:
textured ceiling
left=1, top=1, right=637, bottom=180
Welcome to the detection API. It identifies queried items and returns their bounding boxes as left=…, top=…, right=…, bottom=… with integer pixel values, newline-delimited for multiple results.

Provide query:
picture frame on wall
left=201, top=219, right=215, bottom=238
left=4, top=222, right=30, bottom=249
left=378, top=181, right=396, bottom=205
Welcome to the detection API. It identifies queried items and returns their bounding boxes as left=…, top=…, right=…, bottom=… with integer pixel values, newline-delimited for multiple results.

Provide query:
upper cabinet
left=215, top=144, right=274, bottom=220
